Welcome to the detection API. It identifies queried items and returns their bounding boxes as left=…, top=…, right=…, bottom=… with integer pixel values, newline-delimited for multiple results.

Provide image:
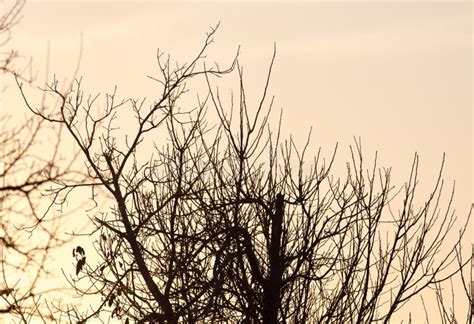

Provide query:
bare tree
left=17, top=27, right=471, bottom=323
left=0, top=1, right=81, bottom=321
left=196, top=50, right=471, bottom=323
left=0, top=0, right=32, bottom=85
left=17, top=25, right=240, bottom=323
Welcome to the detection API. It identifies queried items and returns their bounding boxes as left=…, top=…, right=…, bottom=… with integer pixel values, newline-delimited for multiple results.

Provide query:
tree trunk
left=263, top=193, right=284, bottom=324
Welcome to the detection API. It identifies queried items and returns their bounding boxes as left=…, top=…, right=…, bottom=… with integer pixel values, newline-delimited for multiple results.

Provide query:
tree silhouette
left=17, top=26, right=471, bottom=323
left=1, top=1, right=81, bottom=321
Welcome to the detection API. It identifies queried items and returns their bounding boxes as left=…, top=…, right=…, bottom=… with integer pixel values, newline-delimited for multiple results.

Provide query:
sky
left=2, top=0, right=472, bottom=321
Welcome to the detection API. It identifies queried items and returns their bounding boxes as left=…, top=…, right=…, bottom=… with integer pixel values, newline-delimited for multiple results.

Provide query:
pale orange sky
left=1, top=1, right=472, bottom=321
left=7, top=1, right=470, bottom=203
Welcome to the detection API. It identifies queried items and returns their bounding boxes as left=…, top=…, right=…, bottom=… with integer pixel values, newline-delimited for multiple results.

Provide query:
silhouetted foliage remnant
left=73, top=246, right=86, bottom=275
